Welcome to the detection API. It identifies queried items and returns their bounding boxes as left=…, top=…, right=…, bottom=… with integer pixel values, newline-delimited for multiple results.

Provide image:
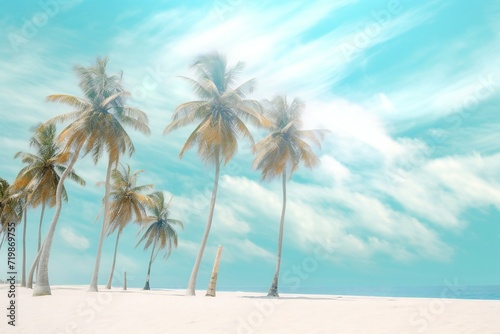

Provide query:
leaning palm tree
left=136, top=192, right=183, bottom=290
left=253, top=96, right=327, bottom=297
left=105, top=164, right=153, bottom=289
left=34, top=57, right=150, bottom=296
left=13, top=123, right=85, bottom=288
left=164, top=52, right=264, bottom=296
left=13, top=124, right=85, bottom=253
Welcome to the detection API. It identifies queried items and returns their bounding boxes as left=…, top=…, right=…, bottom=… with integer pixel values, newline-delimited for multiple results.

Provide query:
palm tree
left=12, top=123, right=85, bottom=288
left=13, top=124, right=85, bottom=252
left=136, top=192, right=183, bottom=290
left=164, top=52, right=264, bottom=295
left=0, top=178, right=11, bottom=250
left=34, top=57, right=150, bottom=296
left=0, top=178, right=22, bottom=249
left=253, top=96, right=326, bottom=297
left=105, top=164, right=153, bottom=289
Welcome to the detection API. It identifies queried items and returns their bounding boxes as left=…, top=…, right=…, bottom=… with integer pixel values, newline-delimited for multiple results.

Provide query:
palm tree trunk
left=105, top=232, right=121, bottom=289
left=35, top=202, right=46, bottom=278
left=89, top=157, right=114, bottom=292
left=206, top=245, right=223, bottom=297
left=21, top=206, right=27, bottom=287
left=143, top=238, right=157, bottom=290
left=0, top=233, right=5, bottom=250
left=38, top=202, right=45, bottom=252
left=33, top=145, right=82, bottom=296
left=267, top=171, right=287, bottom=297
left=186, top=149, right=221, bottom=296
left=27, top=239, right=45, bottom=289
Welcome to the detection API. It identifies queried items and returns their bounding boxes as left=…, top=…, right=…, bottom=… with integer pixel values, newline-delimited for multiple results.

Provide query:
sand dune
left=2, top=285, right=500, bottom=333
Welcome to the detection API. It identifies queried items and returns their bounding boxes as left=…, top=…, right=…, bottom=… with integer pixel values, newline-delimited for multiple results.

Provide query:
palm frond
left=46, top=94, right=92, bottom=110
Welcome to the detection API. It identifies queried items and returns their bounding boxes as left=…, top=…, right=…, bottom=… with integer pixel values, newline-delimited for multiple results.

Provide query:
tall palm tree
left=136, top=192, right=183, bottom=290
left=12, top=123, right=85, bottom=287
left=164, top=52, right=264, bottom=295
left=105, top=164, right=153, bottom=289
left=34, top=57, right=150, bottom=296
left=253, top=96, right=326, bottom=297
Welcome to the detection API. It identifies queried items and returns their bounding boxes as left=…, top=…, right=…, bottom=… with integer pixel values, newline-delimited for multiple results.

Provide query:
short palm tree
left=34, top=57, right=150, bottom=296
left=105, top=164, right=153, bottom=289
left=164, top=52, right=264, bottom=295
left=253, top=96, right=327, bottom=297
left=136, top=192, right=183, bottom=290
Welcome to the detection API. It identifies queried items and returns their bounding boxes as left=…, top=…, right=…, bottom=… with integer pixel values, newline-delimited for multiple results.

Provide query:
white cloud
left=227, top=239, right=274, bottom=263
left=376, top=153, right=500, bottom=229
left=59, top=226, right=90, bottom=250
left=371, top=33, right=500, bottom=124
left=213, top=174, right=453, bottom=263
left=303, top=98, right=408, bottom=163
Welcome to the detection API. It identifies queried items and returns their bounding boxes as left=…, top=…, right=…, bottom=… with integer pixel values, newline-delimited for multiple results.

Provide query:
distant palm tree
left=105, top=164, right=153, bottom=289
left=164, top=52, right=264, bottom=295
left=34, top=57, right=150, bottom=296
left=12, top=123, right=85, bottom=288
left=0, top=178, right=10, bottom=250
left=253, top=96, right=327, bottom=297
left=0, top=178, right=22, bottom=250
left=136, top=192, right=183, bottom=290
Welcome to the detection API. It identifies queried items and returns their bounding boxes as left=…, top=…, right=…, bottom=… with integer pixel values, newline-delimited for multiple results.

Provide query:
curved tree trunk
left=21, top=206, right=27, bottom=287
left=33, top=145, right=82, bottom=296
left=89, top=157, right=114, bottom=292
left=27, top=240, right=44, bottom=289
left=186, top=149, right=221, bottom=296
left=143, top=238, right=157, bottom=290
left=105, top=232, right=121, bottom=289
left=267, top=171, right=287, bottom=297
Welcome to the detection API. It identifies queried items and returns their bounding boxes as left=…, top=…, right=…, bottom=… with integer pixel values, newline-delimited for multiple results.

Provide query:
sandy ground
left=1, top=284, right=500, bottom=333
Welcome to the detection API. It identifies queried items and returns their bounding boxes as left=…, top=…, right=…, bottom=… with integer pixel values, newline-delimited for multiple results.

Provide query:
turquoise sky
left=1, top=0, right=499, bottom=292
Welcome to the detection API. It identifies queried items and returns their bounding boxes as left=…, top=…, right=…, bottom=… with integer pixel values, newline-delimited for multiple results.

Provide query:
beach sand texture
left=2, top=285, right=500, bottom=334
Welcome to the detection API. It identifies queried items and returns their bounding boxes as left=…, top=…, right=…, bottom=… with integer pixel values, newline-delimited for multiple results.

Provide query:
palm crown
left=164, top=52, right=264, bottom=164
left=107, top=164, right=154, bottom=235
left=253, top=96, right=326, bottom=180
left=12, top=123, right=85, bottom=208
left=0, top=178, right=22, bottom=233
left=46, top=57, right=150, bottom=163
left=137, top=192, right=184, bottom=259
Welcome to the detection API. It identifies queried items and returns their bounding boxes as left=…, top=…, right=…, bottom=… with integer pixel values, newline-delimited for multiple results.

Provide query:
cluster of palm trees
left=0, top=52, right=325, bottom=298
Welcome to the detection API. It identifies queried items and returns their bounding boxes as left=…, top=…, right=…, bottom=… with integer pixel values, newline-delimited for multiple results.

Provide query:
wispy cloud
left=60, top=226, right=90, bottom=250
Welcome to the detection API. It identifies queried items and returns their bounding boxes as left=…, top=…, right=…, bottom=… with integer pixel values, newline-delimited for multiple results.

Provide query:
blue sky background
left=0, top=0, right=499, bottom=292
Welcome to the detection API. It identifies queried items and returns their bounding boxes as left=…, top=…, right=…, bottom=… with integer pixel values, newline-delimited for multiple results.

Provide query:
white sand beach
left=2, top=285, right=500, bottom=333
